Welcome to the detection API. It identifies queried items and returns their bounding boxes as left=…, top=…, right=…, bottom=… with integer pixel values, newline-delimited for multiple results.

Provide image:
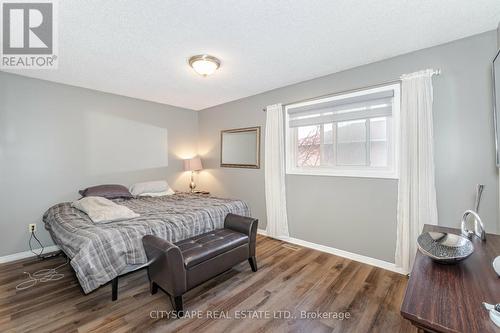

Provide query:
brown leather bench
left=142, top=213, right=258, bottom=316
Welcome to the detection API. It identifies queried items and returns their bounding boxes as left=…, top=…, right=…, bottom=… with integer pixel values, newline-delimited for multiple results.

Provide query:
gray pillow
left=79, top=184, right=133, bottom=199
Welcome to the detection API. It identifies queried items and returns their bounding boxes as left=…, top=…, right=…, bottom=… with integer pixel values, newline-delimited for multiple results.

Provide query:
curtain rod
left=262, top=69, right=441, bottom=112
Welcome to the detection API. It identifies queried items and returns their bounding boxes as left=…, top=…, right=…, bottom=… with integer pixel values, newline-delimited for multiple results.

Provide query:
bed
left=43, top=193, right=250, bottom=294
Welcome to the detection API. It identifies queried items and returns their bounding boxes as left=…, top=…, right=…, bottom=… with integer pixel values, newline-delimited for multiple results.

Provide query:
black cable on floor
left=29, top=231, right=45, bottom=259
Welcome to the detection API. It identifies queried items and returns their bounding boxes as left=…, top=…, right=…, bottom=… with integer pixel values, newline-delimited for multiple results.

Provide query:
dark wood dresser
left=401, top=224, right=500, bottom=333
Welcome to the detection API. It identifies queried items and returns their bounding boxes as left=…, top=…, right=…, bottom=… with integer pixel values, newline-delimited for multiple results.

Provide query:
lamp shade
left=184, top=157, right=203, bottom=171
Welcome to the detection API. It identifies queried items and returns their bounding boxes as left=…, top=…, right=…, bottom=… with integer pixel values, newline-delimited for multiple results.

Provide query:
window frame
left=285, top=83, right=400, bottom=179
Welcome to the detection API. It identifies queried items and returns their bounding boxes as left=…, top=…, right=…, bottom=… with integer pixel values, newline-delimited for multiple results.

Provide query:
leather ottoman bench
left=142, top=213, right=258, bottom=316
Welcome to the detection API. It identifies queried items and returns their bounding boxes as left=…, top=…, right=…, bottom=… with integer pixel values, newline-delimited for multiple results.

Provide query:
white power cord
left=15, top=258, right=68, bottom=291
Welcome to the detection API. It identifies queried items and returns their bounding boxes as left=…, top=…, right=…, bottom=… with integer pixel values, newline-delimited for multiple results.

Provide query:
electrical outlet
left=28, top=224, right=37, bottom=233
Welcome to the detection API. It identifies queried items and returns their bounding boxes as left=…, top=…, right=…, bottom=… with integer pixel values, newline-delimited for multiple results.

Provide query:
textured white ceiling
left=4, top=0, right=500, bottom=110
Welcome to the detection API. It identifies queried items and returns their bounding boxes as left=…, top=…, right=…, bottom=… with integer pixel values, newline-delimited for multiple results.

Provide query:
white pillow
left=138, top=189, right=175, bottom=197
left=129, top=180, right=172, bottom=196
left=71, top=196, right=139, bottom=224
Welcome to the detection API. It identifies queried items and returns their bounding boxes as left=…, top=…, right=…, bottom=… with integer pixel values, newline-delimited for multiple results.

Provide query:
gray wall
left=198, top=30, right=499, bottom=263
left=0, top=72, right=199, bottom=256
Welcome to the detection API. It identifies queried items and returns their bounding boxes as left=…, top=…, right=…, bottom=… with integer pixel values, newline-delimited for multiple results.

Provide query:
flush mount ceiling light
left=188, top=54, right=221, bottom=77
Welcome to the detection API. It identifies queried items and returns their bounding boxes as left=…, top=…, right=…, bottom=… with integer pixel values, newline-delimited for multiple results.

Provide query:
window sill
left=286, top=168, right=399, bottom=180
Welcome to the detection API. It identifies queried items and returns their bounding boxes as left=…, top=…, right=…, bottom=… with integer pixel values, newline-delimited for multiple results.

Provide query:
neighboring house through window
left=285, top=83, right=400, bottom=178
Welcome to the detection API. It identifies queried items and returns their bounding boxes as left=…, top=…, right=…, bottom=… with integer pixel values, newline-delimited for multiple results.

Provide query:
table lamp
left=183, top=157, right=203, bottom=192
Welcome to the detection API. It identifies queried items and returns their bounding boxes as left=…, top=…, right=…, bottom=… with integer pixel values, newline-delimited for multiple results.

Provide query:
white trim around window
left=285, top=83, right=401, bottom=179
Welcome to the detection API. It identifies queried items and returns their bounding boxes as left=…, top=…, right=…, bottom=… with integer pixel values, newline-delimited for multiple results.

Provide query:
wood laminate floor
left=0, top=235, right=416, bottom=333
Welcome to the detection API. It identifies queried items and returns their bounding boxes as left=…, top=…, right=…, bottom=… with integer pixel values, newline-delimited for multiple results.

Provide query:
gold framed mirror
left=220, top=127, right=260, bottom=168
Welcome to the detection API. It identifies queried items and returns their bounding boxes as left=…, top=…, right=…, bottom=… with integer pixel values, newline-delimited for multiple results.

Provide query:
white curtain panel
left=264, top=103, right=290, bottom=239
left=395, top=69, right=439, bottom=273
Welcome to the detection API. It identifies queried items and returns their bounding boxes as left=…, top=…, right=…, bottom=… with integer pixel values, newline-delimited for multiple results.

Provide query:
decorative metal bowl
left=417, top=232, right=474, bottom=263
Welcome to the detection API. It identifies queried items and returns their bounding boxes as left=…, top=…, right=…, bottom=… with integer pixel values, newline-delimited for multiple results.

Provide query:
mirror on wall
left=220, top=127, right=260, bottom=168
left=494, top=49, right=500, bottom=166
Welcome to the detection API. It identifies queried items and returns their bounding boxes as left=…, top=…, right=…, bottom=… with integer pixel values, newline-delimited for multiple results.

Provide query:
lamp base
left=189, top=171, right=196, bottom=193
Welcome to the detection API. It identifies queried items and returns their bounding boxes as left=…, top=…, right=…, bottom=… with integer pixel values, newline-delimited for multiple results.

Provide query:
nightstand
left=191, top=190, right=210, bottom=195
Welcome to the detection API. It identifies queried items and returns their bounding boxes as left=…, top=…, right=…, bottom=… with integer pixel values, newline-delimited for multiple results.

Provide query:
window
left=285, top=84, right=400, bottom=178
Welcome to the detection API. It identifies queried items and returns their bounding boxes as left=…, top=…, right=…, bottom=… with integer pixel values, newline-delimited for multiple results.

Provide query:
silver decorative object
left=483, top=302, right=500, bottom=328
left=473, top=184, right=484, bottom=212
left=461, top=184, right=486, bottom=241
left=417, top=232, right=474, bottom=263
left=461, top=210, right=486, bottom=241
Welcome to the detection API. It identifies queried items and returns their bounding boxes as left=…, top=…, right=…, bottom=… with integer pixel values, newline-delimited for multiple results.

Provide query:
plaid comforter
left=43, top=193, right=250, bottom=293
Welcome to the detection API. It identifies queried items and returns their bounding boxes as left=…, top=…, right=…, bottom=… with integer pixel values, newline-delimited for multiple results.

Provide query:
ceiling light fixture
left=188, top=54, right=221, bottom=77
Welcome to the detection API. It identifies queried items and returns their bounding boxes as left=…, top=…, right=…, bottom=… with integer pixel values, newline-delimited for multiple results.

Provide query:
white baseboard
left=257, top=229, right=406, bottom=275
left=1, top=231, right=406, bottom=275
left=0, top=245, right=60, bottom=264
